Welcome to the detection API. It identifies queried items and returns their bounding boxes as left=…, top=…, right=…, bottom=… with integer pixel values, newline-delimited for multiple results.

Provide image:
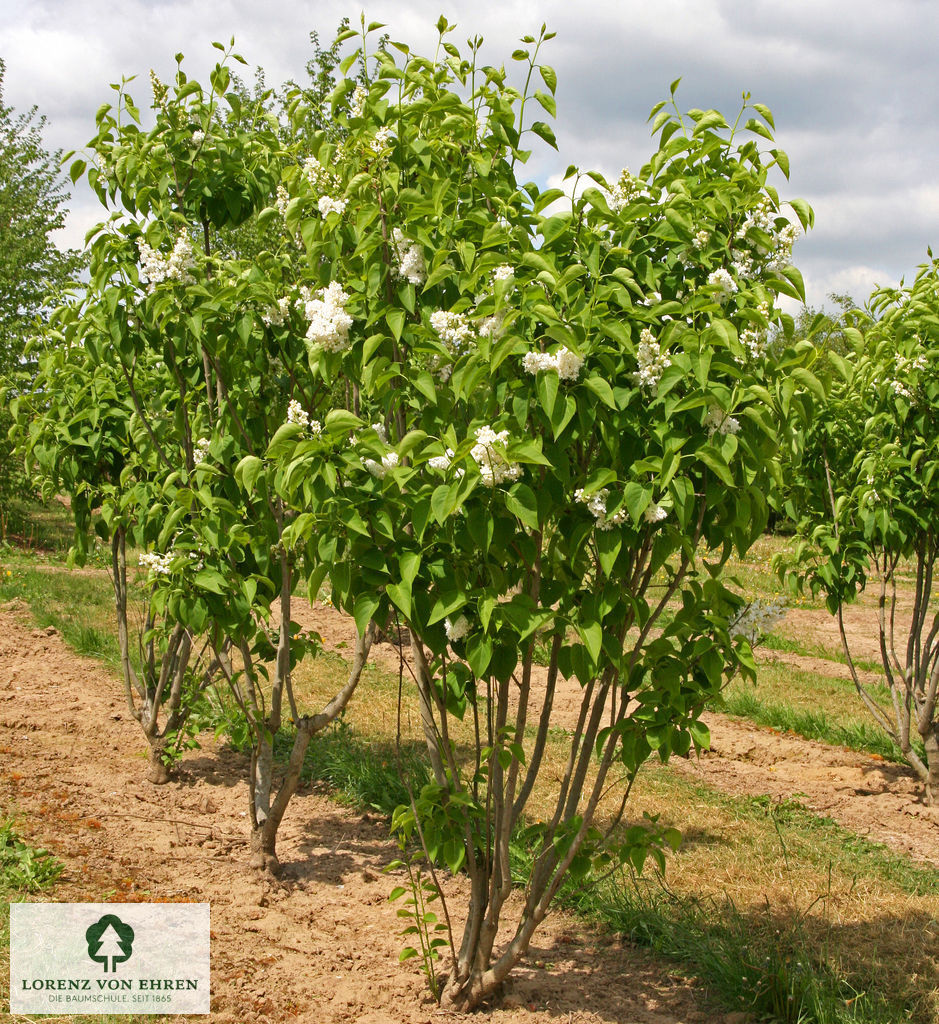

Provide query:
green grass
left=580, top=877, right=905, bottom=1024
left=0, top=820, right=64, bottom=896
left=0, top=497, right=75, bottom=553
left=719, top=688, right=910, bottom=763
left=761, top=631, right=886, bottom=675
left=0, top=549, right=120, bottom=669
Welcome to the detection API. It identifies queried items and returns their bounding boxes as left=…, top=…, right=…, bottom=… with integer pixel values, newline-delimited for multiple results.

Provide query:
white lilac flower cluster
left=633, top=328, right=671, bottom=393
left=444, top=615, right=470, bottom=643
left=391, top=229, right=426, bottom=285
left=427, top=448, right=458, bottom=472
left=364, top=451, right=399, bottom=479
left=349, top=85, right=367, bottom=118
left=262, top=297, right=291, bottom=327
left=139, top=551, right=172, bottom=576
left=739, top=302, right=772, bottom=360
left=574, top=488, right=627, bottom=531
left=372, top=126, right=393, bottom=151
left=692, top=229, right=710, bottom=250
left=522, top=347, right=584, bottom=382
left=275, top=184, right=290, bottom=218
left=430, top=310, right=475, bottom=353
left=318, top=196, right=347, bottom=218
left=707, top=268, right=738, bottom=305
left=149, top=70, right=168, bottom=110
left=730, top=200, right=800, bottom=279
left=303, top=155, right=340, bottom=195
left=644, top=504, right=667, bottom=524
left=286, top=399, right=322, bottom=435
left=303, top=156, right=345, bottom=220
left=192, top=437, right=211, bottom=466
left=471, top=426, right=522, bottom=486
left=704, top=405, right=741, bottom=437
left=297, top=282, right=353, bottom=352
left=191, top=130, right=205, bottom=147
left=478, top=310, right=507, bottom=340
left=729, top=596, right=787, bottom=646
left=137, top=229, right=196, bottom=291
left=607, top=168, right=642, bottom=213
left=493, top=265, right=514, bottom=282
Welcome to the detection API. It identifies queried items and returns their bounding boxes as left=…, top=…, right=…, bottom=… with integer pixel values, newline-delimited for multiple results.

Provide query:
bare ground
left=0, top=606, right=719, bottom=1024
left=1, top=597, right=937, bottom=1023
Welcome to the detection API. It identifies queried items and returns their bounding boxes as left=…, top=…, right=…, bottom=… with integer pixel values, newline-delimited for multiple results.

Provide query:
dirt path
left=0, top=606, right=718, bottom=1024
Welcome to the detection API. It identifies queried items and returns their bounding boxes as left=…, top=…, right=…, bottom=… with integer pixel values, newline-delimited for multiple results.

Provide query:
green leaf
left=386, top=581, right=412, bottom=618
left=534, top=90, right=556, bottom=117
left=539, top=64, right=557, bottom=94
left=505, top=483, right=539, bottom=530
left=386, top=307, right=406, bottom=342
left=583, top=375, right=616, bottom=409
left=354, top=592, right=380, bottom=637
left=235, top=455, right=264, bottom=494
left=325, top=408, right=364, bottom=434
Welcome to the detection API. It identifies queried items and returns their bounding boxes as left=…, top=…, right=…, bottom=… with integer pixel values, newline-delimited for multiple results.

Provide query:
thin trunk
left=924, top=727, right=939, bottom=806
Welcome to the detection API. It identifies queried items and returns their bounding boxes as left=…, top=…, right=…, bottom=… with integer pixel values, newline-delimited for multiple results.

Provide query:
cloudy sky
left=3, top=0, right=937, bottom=310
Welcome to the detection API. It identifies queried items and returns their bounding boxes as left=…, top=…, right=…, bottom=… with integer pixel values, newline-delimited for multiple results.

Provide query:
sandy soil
left=0, top=606, right=718, bottom=1024
left=1, top=597, right=936, bottom=1023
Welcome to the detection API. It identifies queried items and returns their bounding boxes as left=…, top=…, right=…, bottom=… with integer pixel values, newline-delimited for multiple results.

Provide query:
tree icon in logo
left=86, top=914, right=135, bottom=972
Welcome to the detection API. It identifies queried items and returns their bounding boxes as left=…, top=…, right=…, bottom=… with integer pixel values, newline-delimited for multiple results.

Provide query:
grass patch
left=719, top=688, right=909, bottom=763
left=0, top=550, right=119, bottom=669
left=581, top=876, right=906, bottom=1024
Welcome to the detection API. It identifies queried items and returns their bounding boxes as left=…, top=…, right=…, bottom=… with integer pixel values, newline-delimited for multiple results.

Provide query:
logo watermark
left=9, top=903, right=210, bottom=1014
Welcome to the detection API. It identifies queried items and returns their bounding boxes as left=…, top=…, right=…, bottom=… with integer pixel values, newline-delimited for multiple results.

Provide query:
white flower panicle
left=704, top=404, right=741, bottom=437
left=350, top=85, right=367, bottom=118
left=522, top=346, right=584, bottom=382
left=575, top=487, right=627, bottom=531
left=287, top=400, right=321, bottom=435
left=427, top=448, right=455, bottom=471
left=430, top=310, right=475, bottom=352
left=732, top=200, right=800, bottom=277
left=692, top=229, right=710, bottom=250
left=364, top=451, right=399, bottom=479
left=371, top=422, right=389, bottom=443
left=192, top=437, right=211, bottom=466
left=739, top=303, right=772, bottom=361
left=608, top=168, right=642, bottom=213
left=149, top=70, right=169, bottom=110
left=493, top=264, right=514, bottom=282
left=298, top=281, right=353, bottom=353
left=633, top=328, right=671, bottom=393
left=302, top=155, right=340, bottom=195
left=707, top=268, right=738, bottom=304
left=262, top=297, right=291, bottom=327
left=730, top=596, right=787, bottom=646
left=275, top=184, right=290, bottom=218
left=391, top=229, right=426, bottom=285
left=318, top=195, right=347, bottom=218
left=191, top=129, right=205, bottom=147
left=139, top=551, right=172, bottom=576
left=471, top=426, right=523, bottom=486
left=137, top=229, right=196, bottom=291
left=644, top=503, right=667, bottom=524
left=445, top=615, right=470, bottom=642
left=372, top=126, right=393, bottom=150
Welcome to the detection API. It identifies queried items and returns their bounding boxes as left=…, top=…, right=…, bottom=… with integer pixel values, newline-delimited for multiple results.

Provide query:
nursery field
left=1, top=528, right=937, bottom=1024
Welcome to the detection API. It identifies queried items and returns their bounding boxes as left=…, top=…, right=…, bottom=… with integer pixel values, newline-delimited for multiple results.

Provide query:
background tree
left=0, top=58, right=83, bottom=532
left=786, top=263, right=939, bottom=803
